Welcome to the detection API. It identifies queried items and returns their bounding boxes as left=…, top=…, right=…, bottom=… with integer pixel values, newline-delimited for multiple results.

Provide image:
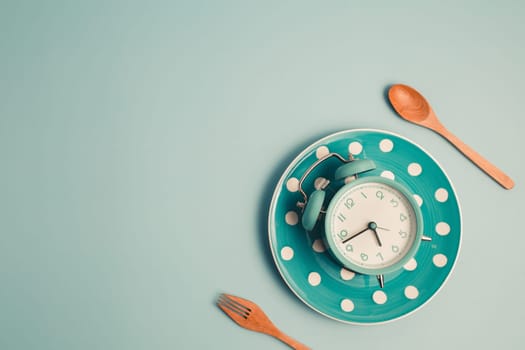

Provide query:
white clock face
left=326, top=179, right=420, bottom=274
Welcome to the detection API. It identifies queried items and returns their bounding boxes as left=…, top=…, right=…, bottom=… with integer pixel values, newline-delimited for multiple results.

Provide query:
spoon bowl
left=387, top=84, right=514, bottom=190
left=388, top=84, right=431, bottom=123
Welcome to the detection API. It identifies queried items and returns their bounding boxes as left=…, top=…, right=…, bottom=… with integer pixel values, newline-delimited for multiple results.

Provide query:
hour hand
left=368, top=222, right=382, bottom=247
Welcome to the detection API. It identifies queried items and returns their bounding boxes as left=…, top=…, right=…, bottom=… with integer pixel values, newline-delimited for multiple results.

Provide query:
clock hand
left=341, top=221, right=379, bottom=244
left=341, top=226, right=370, bottom=244
left=368, top=222, right=383, bottom=247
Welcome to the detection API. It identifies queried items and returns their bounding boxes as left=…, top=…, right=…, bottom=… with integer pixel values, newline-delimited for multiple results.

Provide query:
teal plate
left=268, top=129, right=462, bottom=324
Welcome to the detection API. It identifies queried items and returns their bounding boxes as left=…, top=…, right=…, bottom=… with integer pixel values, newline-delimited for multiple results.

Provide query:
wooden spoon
left=388, top=84, right=514, bottom=189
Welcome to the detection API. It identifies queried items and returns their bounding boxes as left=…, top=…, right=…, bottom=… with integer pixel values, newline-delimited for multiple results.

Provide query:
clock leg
left=377, top=274, right=385, bottom=288
left=422, top=235, right=432, bottom=241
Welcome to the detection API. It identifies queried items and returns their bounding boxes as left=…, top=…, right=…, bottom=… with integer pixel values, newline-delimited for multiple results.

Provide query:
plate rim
left=267, top=128, right=463, bottom=325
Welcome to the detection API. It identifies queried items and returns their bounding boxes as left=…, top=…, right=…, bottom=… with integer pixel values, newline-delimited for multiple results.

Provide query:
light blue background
left=1, top=1, right=523, bottom=349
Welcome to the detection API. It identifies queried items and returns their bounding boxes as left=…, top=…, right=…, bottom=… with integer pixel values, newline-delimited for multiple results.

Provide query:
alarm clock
left=297, top=154, right=426, bottom=288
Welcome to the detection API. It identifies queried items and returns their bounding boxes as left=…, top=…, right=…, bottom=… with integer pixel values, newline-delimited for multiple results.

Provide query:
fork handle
left=274, top=331, right=310, bottom=350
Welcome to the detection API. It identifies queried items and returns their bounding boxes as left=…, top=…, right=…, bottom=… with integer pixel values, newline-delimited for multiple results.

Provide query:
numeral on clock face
left=337, top=229, right=349, bottom=240
left=344, top=198, right=355, bottom=209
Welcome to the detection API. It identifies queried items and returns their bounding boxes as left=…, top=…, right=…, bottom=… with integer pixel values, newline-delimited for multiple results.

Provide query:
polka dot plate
left=268, top=129, right=462, bottom=324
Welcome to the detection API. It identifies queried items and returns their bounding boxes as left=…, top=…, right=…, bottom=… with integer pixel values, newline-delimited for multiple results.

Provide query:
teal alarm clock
left=297, top=154, right=427, bottom=288
left=324, top=176, right=424, bottom=286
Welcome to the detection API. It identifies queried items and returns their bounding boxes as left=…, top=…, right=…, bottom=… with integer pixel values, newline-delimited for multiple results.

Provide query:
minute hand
left=342, top=226, right=370, bottom=244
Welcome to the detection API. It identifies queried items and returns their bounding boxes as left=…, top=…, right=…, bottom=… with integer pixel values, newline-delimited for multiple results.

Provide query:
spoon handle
left=433, top=124, right=514, bottom=189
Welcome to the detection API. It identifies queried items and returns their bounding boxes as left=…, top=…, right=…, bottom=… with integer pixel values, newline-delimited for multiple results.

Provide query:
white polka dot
left=340, top=299, right=355, bottom=312
left=435, top=188, right=449, bottom=202
left=379, top=139, right=394, bottom=152
left=349, top=141, right=363, bottom=155
left=380, top=170, right=395, bottom=180
left=314, top=177, right=329, bottom=190
left=281, top=247, right=294, bottom=261
left=403, top=258, right=418, bottom=271
left=413, top=194, right=423, bottom=207
left=312, top=239, right=326, bottom=253
left=344, top=175, right=356, bottom=184
left=308, top=272, right=321, bottom=286
left=433, top=254, right=448, bottom=268
left=408, top=163, right=422, bottom=176
left=404, top=286, right=419, bottom=299
left=435, top=222, right=451, bottom=236
left=285, top=211, right=299, bottom=226
left=340, top=268, right=355, bottom=281
left=286, top=178, right=299, bottom=192
left=316, top=146, right=330, bottom=159
left=372, top=290, right=388, bottom=304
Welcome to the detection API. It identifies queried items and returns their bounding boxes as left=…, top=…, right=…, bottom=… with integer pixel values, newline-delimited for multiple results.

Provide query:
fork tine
left=221, top=302, right=249, bottom=318
left=217, top=299, right=245, bottom=321
left=217, top=294, right=250, bottom=320
left=220, top=294, right=252, bottom=314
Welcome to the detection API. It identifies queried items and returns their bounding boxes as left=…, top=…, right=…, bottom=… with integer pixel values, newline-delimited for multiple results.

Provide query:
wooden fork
left=217, top=293, right=310, bottom=349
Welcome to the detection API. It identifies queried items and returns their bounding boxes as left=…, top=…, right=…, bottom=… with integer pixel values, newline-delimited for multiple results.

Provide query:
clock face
left=325, top=177, right=423, bottom=275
